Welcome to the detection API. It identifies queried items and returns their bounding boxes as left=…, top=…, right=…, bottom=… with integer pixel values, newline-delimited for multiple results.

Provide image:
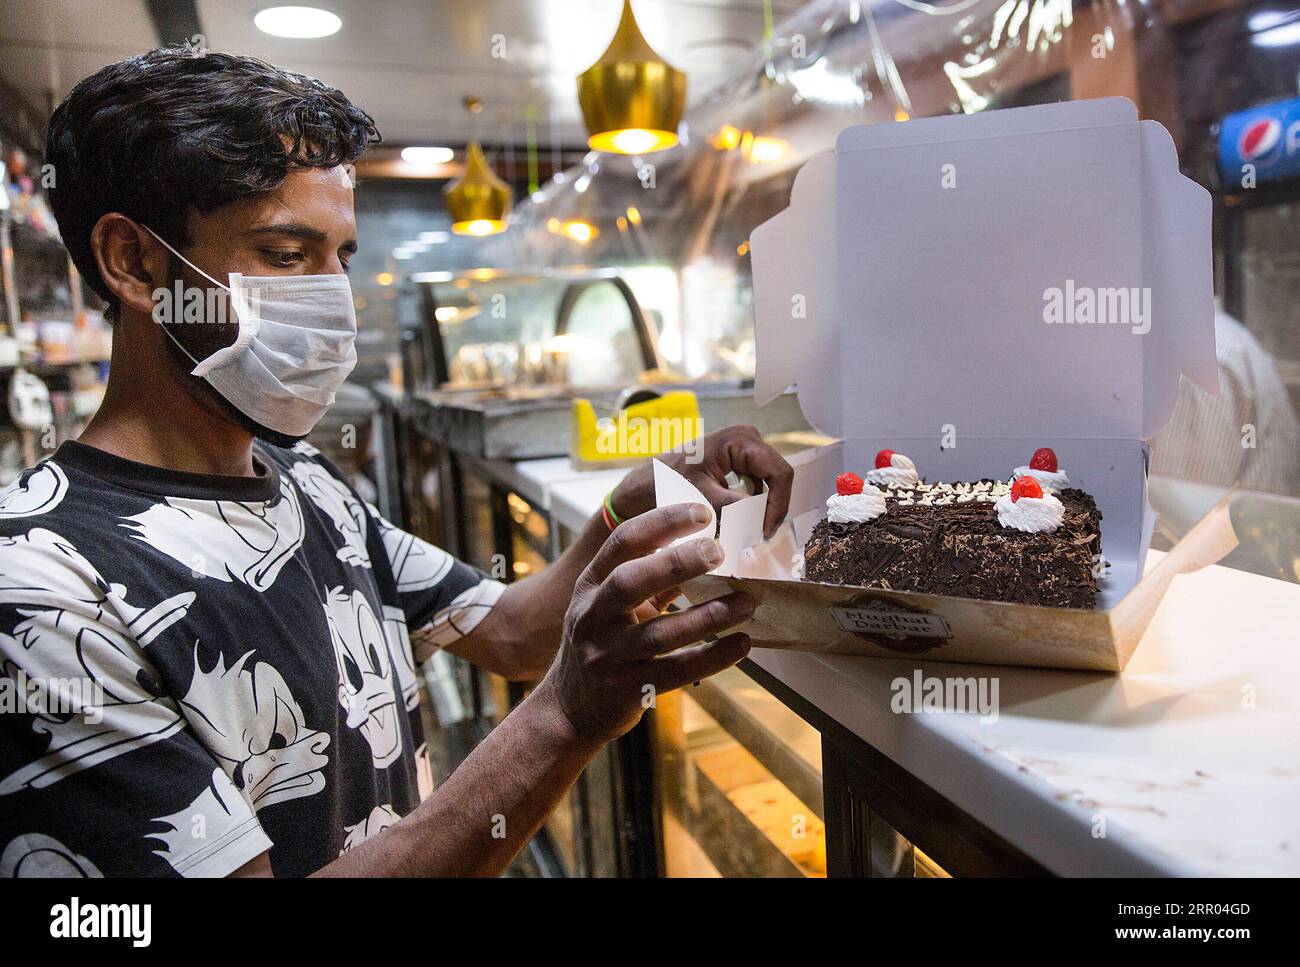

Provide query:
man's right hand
left=540, top=503, right=756, bottom=744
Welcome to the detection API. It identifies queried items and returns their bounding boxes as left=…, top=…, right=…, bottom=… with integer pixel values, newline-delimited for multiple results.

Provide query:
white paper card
left=652, top=460, right=714, bottom=548
left=653, top=459, right=788, bottom=579
left=718, top=491, right=767, bottom=566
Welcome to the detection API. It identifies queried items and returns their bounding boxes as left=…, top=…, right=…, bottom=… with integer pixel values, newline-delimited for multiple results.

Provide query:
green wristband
left=604, top=490, right=624, bottom=526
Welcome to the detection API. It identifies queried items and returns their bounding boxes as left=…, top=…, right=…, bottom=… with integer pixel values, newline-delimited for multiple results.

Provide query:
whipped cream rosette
left=995, top=475, right=1065, bottom=533
left=826, top=485, right=888, bottom=524
left=1013, top=446, right=1069, bottom=491
left=824, top=472, right=888, bottom=524
left=865, top=449, right=919, bottom=488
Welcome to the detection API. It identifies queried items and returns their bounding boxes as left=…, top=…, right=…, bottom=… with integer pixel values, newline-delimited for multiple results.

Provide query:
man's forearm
left=314, top=677, right=602, bottom=877
left=447, top=509, right=610, bottom=679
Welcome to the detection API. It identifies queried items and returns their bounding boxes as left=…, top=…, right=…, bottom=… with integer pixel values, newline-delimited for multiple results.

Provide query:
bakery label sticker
left=831, top=596, right=950, bottom=653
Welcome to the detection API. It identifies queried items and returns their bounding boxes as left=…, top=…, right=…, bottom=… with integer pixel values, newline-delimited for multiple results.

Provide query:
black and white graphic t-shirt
left=0, top=440, right=504, bottom=877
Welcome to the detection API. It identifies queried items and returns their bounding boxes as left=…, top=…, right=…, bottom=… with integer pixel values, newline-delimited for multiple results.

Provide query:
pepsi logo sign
left=1220, top=97, right=1300, bottom=187
left=1238, top=117, right=1283, bottom=163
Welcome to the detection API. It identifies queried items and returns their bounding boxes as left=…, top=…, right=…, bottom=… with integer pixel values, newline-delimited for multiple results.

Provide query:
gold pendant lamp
left=578, top=0, right=686, bottom=155
left=445, top=142, right=511, bottom=236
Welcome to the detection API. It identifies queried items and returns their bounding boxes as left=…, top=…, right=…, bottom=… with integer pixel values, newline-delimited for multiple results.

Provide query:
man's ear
left=91, top=213, right=170, bottom=317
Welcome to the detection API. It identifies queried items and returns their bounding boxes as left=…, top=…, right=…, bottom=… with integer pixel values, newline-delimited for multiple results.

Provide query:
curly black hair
left=45, top=45, right=380, bottom=317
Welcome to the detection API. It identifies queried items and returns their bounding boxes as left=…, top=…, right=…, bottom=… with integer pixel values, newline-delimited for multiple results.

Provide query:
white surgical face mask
left=144, top=225, right=358, bottom=437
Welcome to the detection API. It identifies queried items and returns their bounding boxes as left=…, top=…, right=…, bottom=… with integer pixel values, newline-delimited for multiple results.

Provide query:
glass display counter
left=409, top=267, right=661, bottom=390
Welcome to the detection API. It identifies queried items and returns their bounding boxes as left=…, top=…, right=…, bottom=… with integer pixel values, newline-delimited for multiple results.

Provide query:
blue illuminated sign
left=1219, top=96, right=1300, bottom=188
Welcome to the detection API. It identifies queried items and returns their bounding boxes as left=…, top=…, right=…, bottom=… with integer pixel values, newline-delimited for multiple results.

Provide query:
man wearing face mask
left=0, top=48, right=794, bottom=878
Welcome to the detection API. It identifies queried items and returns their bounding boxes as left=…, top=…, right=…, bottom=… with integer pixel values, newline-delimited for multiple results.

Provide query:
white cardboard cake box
left=655, top=98, right=1238, bottom=673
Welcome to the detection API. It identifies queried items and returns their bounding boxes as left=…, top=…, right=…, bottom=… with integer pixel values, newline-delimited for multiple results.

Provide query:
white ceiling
left=0, top=0, right=807, bottom=148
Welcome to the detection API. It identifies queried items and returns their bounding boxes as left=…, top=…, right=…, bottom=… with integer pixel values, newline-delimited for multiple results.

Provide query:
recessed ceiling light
left=401, top=146, right=455, bottom=165
left=254, top=6, right=342, bottom=39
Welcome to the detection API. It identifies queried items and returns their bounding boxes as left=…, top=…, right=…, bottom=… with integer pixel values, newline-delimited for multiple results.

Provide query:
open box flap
left=751, top=150, right=840, bottom=433
left=835, top=95, right=1139, bottom=150
left=1139, top=119, right=1220, bottom=437
left=751, top=98, right=1216, bottom=445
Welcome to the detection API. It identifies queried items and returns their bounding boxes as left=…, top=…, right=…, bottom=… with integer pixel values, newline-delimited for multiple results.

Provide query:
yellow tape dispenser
left=570, top=389, right=703, bottom=470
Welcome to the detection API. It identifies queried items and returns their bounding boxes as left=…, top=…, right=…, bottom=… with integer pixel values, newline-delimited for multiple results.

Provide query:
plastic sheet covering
left=475, top=0, right=1168, bottom=380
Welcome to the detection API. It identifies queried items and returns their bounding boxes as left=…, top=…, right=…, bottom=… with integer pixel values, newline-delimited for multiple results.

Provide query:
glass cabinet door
left=653, top=664, right=826, bottom=877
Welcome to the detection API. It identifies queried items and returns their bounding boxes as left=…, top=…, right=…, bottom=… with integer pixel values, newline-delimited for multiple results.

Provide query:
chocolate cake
left=800, top=450, right=1103, bottom=609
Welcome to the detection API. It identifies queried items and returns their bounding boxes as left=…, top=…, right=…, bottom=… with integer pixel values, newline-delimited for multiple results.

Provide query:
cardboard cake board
left=654, top=98, right=1233, bottom=672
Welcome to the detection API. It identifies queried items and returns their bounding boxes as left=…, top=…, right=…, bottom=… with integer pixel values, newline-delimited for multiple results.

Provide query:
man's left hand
left=610, top=425, right=794, bottom=540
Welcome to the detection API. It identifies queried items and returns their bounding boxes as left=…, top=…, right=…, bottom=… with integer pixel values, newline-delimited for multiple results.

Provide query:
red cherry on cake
left=1010, top=475, right=1044, bottom=502
left=836, top=472, right=865, bottom=496
left=874, top=449, right=895, bottom=469
left=1029, top=447, right=1058, bottom=473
